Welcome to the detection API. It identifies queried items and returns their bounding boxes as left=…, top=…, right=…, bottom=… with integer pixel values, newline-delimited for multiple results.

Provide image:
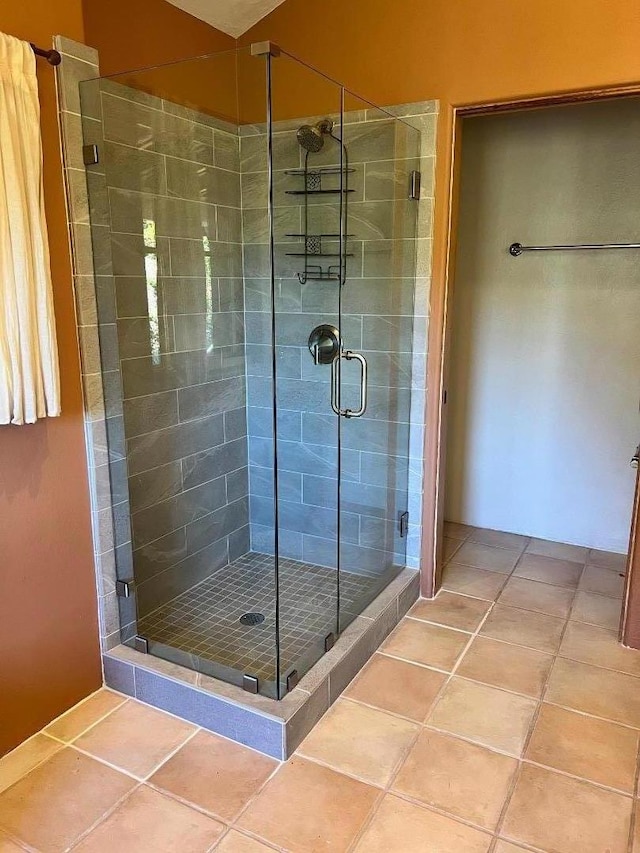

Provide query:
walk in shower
left=79, top=43, right=420, bottom=700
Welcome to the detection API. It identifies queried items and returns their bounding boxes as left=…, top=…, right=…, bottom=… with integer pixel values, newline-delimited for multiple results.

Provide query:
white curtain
left=0, top=32, right=60, bottom=425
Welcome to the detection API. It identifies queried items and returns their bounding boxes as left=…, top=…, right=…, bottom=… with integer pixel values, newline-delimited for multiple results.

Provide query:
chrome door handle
left=330, top=351, right=342, bottom=416
left=632, top=444, right=640, bottom=469
left=343, top=350, right=367, bottom=418
left=330, top=350, right=368, bottom=418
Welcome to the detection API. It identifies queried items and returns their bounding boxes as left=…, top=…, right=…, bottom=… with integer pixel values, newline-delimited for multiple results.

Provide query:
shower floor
left=137, top=552, right=388, bottom=685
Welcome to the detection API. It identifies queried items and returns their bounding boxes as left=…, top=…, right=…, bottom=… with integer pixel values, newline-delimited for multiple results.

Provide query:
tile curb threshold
left=103, top=568, right=420, bottom=759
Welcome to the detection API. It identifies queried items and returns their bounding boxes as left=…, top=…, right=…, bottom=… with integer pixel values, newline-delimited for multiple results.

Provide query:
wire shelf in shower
left=285, top=233, right=352, bottom=238
left=285, top=253, right=354, bottom=257
left=284, top=166, right=355, bottom=176
left=284, top=188, right=355, bottom=195
left=298, top=264, right=342, bottom=282
left=287, top=140, right=353, bottom=283
left=285, top=233, right=354, bottom=263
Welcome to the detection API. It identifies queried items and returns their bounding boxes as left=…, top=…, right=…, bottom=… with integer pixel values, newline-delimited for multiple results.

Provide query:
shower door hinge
left=409, top=170, right=421, bottom=200
left=399, top=511, right=410, bottom=538
left=243, top=674, right=259, bottom=694
left=116, top=579, right=134, bottom=598
left=250, top=41, right=281, bottom=57
left=286, top=670, right=299, bottom=692
left=82, top=144, right=99, bottom=166
left=134, top=636, right=149, bottom=654
left=324, top=633, right=335, bottom=653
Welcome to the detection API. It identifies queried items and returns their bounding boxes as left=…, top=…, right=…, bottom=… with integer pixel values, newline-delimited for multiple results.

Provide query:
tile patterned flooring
left=1, top=525, right=637, bottom=852
left=138, top=552, right=384, bottom=683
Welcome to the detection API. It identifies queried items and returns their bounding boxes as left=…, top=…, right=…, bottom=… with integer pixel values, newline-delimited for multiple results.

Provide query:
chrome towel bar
left=510, top=241, right=640, bottom=256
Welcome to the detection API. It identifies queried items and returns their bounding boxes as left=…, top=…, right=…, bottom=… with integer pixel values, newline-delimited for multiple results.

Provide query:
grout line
left=374, top=649, right=455, bottom=675
left=374, top=785, right=502, bottom=841
left=228, top=761, right=286, bottom=827
left=431, top=586, right=497, bottom=604
left=66, top=743, right=147, bottom=782
left=492, top=835, right=549, bottom=853
left=521, top=756, right=635, bottom=798
left=139, top=727, right=201, bottom=783
left=555, top=647, right=640, bottom=679
left=46, top=698, right=128, bottom=746
left=403, top=613, right=473, bottom=634
left=0, top=721, right=64, bottom=761
left=39, top=686, right=115, bottom=734
left=0, top=828, right=33, bottom=853
left=541, top=696, right=640, bottom=731
left=0, top=737, right=65, bottom=799
left=421, top=721, right=533, bottom=763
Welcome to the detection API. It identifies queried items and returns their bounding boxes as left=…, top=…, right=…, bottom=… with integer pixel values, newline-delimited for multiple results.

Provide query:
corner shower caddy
left=285, top=157, right=355, bottom=284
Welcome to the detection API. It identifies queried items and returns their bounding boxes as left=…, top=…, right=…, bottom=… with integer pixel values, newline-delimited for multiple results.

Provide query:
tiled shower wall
left=79, top=78, right=251, bottom=623
left=242, top=105, right=436, bottom=572
left=56, top=36, right=124, bottom=651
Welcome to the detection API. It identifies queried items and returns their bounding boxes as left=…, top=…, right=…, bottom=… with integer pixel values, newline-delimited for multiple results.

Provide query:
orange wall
left=82, top=0, right=237, bottom=124
left=243, top=0, right=640, bottom=108
left=0, top=0, right=101, bottom=755
left=82, top=0, right=235, bottom=76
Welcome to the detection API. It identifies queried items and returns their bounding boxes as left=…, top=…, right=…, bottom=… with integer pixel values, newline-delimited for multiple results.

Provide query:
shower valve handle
left=331, top=349, right=368, bottom=418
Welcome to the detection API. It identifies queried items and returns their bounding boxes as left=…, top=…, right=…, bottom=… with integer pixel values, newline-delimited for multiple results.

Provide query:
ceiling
left=166, top=0, right=287, bottom=37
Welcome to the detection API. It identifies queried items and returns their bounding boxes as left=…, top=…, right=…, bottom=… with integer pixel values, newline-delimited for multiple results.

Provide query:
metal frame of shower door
left=264, top=47, right=283, bottom=698
left=336, top=85, right=345, bottom=635
left=421, top=81, right=640, bottom=649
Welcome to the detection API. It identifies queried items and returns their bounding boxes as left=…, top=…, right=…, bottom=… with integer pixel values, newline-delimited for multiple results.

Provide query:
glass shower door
left=338, top=92, right=421, bottom=628
left=266, top=52, right=345, bottom=694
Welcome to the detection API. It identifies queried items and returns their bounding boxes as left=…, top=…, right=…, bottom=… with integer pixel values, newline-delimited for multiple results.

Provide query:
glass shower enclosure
left=80, top=44, right=420, bottom=699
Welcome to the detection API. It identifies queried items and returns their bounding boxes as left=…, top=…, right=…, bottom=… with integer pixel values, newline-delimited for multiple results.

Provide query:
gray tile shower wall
left=82, top=80, right=250, bottom=622
left=56, top=37, right=126, bottom=652
left=242, top=104, right=436, bottom=573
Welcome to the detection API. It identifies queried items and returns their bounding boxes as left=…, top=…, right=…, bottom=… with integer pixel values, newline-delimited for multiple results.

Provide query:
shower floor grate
left=137, top=552, right=388, bottom=685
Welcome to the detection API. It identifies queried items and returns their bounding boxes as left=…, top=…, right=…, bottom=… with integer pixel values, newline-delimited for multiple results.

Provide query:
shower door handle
left=344, top=351, right=368, bottom=418
left=330, top=350, right=368, bottom=418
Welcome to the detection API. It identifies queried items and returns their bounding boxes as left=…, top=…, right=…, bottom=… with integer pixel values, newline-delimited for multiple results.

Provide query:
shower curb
left=102, top=567, right=419, bottom=759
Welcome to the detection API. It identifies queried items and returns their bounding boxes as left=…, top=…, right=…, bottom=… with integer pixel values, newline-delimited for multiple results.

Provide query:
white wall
left=445, top=99, right=640, bottom=552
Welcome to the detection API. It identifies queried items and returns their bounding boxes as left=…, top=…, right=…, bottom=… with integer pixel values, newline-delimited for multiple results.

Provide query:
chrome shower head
left=296, top=118, right=334, bottom=152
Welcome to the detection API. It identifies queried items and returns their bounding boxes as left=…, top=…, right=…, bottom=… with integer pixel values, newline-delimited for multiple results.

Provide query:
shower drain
left=240, top=612, right=265, bottom=626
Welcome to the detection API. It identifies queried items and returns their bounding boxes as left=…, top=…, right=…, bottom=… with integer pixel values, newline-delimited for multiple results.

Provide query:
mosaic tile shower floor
left=138, top=552, right=386, bottom=683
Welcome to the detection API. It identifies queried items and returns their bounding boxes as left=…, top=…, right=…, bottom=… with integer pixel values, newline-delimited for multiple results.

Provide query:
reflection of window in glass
left=143, top=219, right=160, bottom=365
left=203, top=235, right=214, bottom=354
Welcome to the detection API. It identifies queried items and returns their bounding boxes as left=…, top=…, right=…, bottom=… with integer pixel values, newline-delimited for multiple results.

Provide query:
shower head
left=296, top=118, right=334, bottom=152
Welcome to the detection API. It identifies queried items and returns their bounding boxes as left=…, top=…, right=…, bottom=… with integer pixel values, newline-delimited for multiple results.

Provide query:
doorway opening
left=435, top=97, right=640, bottom=641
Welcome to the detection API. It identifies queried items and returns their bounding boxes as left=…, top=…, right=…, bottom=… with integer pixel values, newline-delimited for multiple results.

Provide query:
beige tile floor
left=0, top=525, right=637, bottom=852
